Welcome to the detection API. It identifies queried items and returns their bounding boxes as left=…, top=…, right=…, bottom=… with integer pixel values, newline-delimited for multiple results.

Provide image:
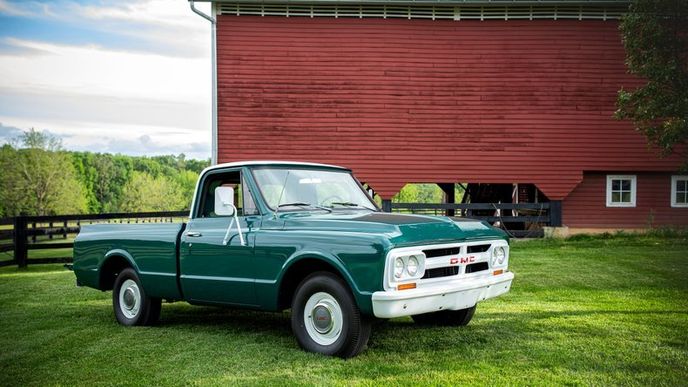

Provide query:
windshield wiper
left=277, top=202, right=332, bottom=213
left=329, top=202, right=376, bottom=211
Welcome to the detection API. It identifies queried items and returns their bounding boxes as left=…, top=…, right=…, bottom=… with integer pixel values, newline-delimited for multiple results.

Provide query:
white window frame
left=671, top=175, right=688, bottom=208
left=606, top=175, right=637, bottom=207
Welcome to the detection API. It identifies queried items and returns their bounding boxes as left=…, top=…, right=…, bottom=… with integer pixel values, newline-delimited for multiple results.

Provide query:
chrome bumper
left=371, top=272, right=514, bottom=318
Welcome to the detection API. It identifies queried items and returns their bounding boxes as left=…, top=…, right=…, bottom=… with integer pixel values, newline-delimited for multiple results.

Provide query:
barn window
left=606, top=175, right=636, bottom=207
left=671, top=175, right=688, bottom=208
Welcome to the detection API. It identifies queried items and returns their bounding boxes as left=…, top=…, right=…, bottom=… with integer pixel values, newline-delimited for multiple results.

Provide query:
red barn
left=191, top=0, right=688, bottom=233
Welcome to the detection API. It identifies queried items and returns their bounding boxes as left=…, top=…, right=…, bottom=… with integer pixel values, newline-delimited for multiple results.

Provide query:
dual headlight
left=393, top=254, right=425, bottom=279
left=491, top=245, right=508, bottom=266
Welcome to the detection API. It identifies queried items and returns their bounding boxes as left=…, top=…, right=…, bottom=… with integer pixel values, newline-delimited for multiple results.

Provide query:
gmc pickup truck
left=73, top=161, right=513, bottom=358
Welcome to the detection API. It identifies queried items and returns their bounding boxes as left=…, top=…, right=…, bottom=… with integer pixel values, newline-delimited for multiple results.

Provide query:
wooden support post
left=13, top=216, right=28, bottom=268
left=549, top=200, right=562, bottom=227
left=49, top=221, right=53, bottom=240
left=63, top=220, right=68, bottom=239
left=382, top=199, right=392, bottom=213
left=438, top=183, right=455, bottom=217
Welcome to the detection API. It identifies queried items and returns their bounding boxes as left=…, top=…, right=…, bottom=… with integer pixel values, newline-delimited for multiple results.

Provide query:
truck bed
left=73, top=222, right=186, bottom=299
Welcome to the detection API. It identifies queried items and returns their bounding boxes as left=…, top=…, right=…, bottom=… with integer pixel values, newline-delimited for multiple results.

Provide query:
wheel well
left=99, top=255, right=131, bottom=291
left=277, top=258, right=345, bottom=311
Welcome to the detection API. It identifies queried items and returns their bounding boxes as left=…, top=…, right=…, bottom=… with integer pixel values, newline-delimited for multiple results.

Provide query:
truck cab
left=73, top=161, right=514, bottom=358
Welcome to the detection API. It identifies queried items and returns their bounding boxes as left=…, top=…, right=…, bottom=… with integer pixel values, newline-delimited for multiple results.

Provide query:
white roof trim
left=205, top=160, right=347, bottom=173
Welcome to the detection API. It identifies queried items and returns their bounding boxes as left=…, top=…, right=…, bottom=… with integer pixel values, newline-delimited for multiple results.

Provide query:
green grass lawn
left=1, top=235, right=687, bottom=386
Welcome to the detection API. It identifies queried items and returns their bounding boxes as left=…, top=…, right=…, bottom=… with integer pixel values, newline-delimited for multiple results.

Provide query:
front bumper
left=371, top=271, right=514, bottom=318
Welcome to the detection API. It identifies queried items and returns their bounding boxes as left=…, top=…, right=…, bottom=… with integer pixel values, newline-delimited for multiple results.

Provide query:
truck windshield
left=252, top=168, right=378, bottom=212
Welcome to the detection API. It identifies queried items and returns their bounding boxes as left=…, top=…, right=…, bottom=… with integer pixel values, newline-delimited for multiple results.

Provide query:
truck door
left=179, top=168, right=261, bottom=306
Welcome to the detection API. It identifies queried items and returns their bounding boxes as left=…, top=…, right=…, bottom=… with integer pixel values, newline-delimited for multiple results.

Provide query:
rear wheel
left=291, top=272, right=371, bottom=358
left=113, top=268, right=161, bottom=326
left=412, top=305, right=476, bottom=326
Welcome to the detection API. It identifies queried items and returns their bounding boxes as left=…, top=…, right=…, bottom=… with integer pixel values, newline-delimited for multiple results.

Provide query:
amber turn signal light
left=397, top=283, right=417, bottom=291
left=493, top=269, right=504, bottom=276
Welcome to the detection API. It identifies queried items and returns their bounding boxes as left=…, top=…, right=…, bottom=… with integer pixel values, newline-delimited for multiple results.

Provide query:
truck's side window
left=199, top=170, right=258, bottom=218
left=200, top=172, right=241, bottom=217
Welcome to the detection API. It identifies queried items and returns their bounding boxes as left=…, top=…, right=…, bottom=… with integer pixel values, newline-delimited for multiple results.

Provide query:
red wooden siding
left=216, top=16, right=683, bottom=199
left=563, top=173, right=688, bottom=228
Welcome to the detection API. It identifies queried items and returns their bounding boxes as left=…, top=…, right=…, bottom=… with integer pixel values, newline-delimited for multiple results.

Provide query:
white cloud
left=0, top=1, right=213, bottom=159
left=0, top=115, right=210, bottom=160
left=1, top=0, right=212, bottom=57
left=0, top=0, right=56, bottom=18
left=0, top=38, right=209, bottom=102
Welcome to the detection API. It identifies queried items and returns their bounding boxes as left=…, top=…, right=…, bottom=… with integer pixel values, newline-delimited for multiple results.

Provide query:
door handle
left=186, top=231, right=202, bottom=237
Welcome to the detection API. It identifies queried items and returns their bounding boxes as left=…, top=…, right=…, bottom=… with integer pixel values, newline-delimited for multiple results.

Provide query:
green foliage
left=0, top=129, right=87, bottom=216
left=616, top=0, right=688, bottom=168
left=0, top=129, right=210, bottom=216
left=392, top=183, right=465, bottom=203
left=392, top=184, right=442, bottom=203
left=119, top=172, right=187, bottom=212
left=1, top=235, right=687, bottom=385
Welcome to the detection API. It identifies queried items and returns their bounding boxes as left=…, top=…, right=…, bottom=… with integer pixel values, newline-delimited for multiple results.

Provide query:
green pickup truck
left=73, top=161, right=513, bottom=358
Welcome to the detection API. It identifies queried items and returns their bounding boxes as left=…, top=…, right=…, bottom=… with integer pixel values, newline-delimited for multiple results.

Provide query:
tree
left=392, top=184, right=444, bottom=203
left=119, top=172, right=187, bottom=212
left=0, top=129, right=87, bottom=216
left=175, top=169, right=200, bottom=204
left=616, top=0, right=688, bottom=168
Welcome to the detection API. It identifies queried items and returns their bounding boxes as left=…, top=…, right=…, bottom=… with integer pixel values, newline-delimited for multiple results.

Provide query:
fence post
left=13, top=216, right=28, bottom=268
left=550, top=200, right=562, bottom=227
left=438, top=183, right=455, bottom=217
left=382, top=199, right=392, bottom=213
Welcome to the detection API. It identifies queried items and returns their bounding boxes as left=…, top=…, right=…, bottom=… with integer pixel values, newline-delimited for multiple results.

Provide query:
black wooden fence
left=0, top=211, right=188, bottom=268
left=0, top=203, right=556, bottom=268
left=389, top=202, right=557, bottom=238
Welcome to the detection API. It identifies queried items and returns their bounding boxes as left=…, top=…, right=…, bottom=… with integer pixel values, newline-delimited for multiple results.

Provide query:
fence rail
left=0, top=211, right=188, bottom=268
left=390, top=202, right=554, bottom=238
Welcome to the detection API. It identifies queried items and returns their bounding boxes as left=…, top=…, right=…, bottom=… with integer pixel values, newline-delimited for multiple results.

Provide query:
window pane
left=621, top=192, right=631, bottom=202
left=680, top=192, right=688, bottom=204
left=678, top=180, right=687, bottom=192
left=611, top=192, right=620, bottom=203
left=612, top=180, right=620, bottom=191
left=621, top=179, right=631, bottom=191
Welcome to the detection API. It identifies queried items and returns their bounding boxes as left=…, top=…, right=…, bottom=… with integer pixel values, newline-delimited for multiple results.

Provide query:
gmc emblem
left=451, top=256, right=476, bottom=264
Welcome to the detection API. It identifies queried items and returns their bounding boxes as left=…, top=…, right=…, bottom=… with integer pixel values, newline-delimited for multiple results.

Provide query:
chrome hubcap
left=119, top=279, right=141, bottom=319
left=304, top=292, right=343, bottom=346
left=312, top=303, right=334, bottom=334
left=123, top=289, right=135, bottom=309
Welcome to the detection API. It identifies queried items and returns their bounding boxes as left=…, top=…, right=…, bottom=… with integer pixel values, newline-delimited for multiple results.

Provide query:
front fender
left=275, top=250, right=375, bottom=315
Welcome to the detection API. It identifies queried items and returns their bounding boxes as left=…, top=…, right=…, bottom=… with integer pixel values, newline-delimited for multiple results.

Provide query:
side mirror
left=214, top=186, right=236, bottom=216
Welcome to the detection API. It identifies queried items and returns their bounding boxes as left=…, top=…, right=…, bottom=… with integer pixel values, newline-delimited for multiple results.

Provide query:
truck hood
left=280, top=211, right=507, bottom=246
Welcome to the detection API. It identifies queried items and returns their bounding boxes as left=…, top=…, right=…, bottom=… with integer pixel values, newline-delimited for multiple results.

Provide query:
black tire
left=411, top=305, right=477, bottom=326
left=113, top=268, right=161, bottom=326
left=291, top=272, right=371, bottom=358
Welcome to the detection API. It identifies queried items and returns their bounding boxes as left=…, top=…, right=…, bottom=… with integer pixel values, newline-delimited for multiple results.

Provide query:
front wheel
left=113, top=268, right=161, bottom=326
left=412, top=305, right=477, bottom=326
left=291, top=272, right=371, bottom=358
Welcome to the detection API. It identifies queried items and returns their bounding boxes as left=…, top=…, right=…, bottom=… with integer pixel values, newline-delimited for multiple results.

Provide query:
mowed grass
left=1, top=235, right=687, bottom=386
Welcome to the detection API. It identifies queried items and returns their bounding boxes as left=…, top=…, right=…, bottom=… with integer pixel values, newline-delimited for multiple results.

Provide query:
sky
left=0, top=0, right=212, bottom=160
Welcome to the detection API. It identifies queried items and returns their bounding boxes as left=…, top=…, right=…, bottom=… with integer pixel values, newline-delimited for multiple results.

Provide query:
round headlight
left=493, top=246, right=506, bottom=265
left=407, top=255, right=419, bottom=276
left=394, top=257, right=405, bottom=278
